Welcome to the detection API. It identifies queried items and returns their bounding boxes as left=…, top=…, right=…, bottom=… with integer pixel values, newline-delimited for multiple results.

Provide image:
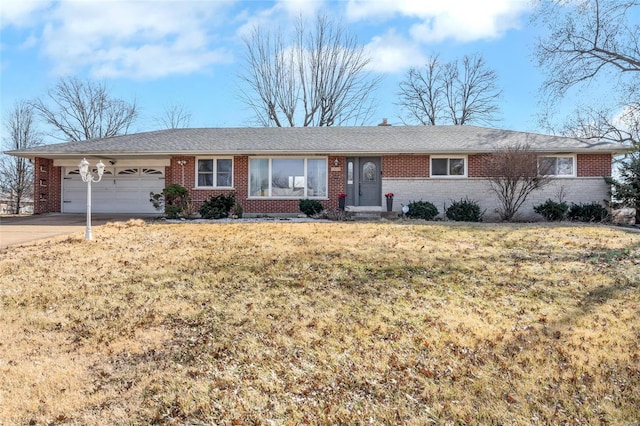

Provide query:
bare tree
left=397, top=56, right=443, bottom=125
left=534, top=0, right=640, bottom=142
left=558, top=104, right=640, bottom=145
left=397, top=53, right=502, bottom=126
left=0, top=102, right=42, bottom=214
left=238, top=14, right=381, bottom=127
left=486, top=144, right=552, bottom=221
left=154, top=103, right=192, bottom=129
left=534, top=0, right=640, bottom=221
left=534, top=0, right=640, bottom=101
left=31, top=77, right=138, bottom=142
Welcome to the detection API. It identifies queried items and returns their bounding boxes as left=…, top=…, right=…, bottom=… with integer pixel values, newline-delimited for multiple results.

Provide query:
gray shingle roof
left=6, top=125, right=620, bottom=158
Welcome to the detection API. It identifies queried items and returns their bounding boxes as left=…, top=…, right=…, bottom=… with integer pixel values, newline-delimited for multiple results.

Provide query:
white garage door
left=63, top=167, right=165, bottom=214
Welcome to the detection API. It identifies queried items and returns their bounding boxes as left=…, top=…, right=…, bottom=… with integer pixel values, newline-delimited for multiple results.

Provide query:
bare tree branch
left=0, top=102, right=42, bottom=214
left=31, top=77, right=138, bottom=142
left=397, top=53, right=502, bottom=126
left=238, top=14, right=380, bottom=127
left=154, top=103, right=192, bottom=129
left=486, top=143, right=552, bottom=221
left=558, top=104, right=640, bottom=146
left=534, top=0, right=640, bottom=100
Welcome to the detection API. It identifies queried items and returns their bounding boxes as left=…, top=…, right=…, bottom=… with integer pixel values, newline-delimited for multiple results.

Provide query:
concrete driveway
left=0, top=214, right=156, bottom=248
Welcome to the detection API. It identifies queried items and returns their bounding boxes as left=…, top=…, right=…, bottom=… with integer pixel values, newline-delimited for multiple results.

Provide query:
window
left=538, top=156, right=575, bottom=177
left=249, top=157, right=327, bottom=198
left=430, top=156, right=467, bottom=177
left=197, top=158, right=233, bottom=187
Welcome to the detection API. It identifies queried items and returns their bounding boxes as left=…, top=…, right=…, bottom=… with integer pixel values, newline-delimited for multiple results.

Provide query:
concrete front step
left=345, top=207, right=400, bottom=221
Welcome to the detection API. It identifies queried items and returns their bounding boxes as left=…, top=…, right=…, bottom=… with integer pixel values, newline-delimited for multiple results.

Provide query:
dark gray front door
left=345, top=157, right=381, bottom=207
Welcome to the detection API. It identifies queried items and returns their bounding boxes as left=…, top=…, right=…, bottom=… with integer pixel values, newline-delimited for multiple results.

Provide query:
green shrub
left=299, top=199, right=324, bottom=217
left=150, top=184, right=190, bottom=219
left=445, top=198, right=483, bottom=222
left=534, top=199, right=569, bottom=221
left=407, top=200, right=439, bottom=220
left=567, top=202, right=610, bottom=223
left=199, top=193, right=236, bottom=219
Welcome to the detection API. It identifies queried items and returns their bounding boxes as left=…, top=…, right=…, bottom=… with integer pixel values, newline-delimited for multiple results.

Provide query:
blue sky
left=2, top=0, right=556, bottom=142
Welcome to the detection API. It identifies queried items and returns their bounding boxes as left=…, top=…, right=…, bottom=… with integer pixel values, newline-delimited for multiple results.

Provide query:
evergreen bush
left=299, top=199, right=324, bottom=217
left=445, top=198, right=483, bottom=222
left=407, top=200, right=439, bottom=220
left=149, top=184, right=190, bottom=219
left=533, top=199, right=569, bottom=221
left=567, top=202, right=610, bottom=223
left=199, top=193, right=236, bottom=219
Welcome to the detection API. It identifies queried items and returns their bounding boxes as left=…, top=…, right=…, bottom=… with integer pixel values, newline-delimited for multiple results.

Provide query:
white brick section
left=382, top=178, right=609, bottom=221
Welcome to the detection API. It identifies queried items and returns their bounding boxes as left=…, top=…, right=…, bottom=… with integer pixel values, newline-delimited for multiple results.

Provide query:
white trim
left=54, top=158, right=170, bottom=168
left=430, top=155, right=468, bottom=178
left=195, top=157, right=234, bottom=189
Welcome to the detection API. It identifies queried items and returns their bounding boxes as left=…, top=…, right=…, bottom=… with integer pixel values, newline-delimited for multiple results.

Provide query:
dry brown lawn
left=1, top=220, right=639, bottom=425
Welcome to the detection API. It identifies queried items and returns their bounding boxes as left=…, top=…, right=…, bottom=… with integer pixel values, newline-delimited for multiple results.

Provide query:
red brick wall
left=468, top=154, right=492, bottom=177
left=33, top=158, right=61, bottom=214
left=382, top=155, right=430, bottom=177
left=382, top=154, right=493, bottom=178
left=577, top=154, right=611, bottom=177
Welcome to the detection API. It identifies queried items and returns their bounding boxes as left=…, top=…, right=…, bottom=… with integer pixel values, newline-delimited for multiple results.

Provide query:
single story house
left=6, top=125, right=618, bottom=220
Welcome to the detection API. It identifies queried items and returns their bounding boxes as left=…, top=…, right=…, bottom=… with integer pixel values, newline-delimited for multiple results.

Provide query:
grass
left=1, top=220, right=639, bottom=425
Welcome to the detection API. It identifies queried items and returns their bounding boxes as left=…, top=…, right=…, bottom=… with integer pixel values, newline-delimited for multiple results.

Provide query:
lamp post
left=78, top=158, right=105, bottom=240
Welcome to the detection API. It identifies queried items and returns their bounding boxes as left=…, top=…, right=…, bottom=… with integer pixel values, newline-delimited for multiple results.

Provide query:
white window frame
left=248, top=156, right=328, bottom=199
left=195, top=157, right=234, bottom=188
left=538, top=154, right=576, bottom=178
left=430, top=155, right=468, bottom=178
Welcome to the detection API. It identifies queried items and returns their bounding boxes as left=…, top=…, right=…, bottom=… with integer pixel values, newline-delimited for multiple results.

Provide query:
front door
left=345, top=157, right=381, bottom=207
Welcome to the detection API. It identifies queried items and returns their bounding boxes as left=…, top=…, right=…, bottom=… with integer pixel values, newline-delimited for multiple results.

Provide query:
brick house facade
left=13, top=126, right=618, bottom=220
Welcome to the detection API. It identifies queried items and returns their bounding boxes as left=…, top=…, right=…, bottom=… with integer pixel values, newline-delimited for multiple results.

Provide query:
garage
left=62, top=166, right=165, bottom=214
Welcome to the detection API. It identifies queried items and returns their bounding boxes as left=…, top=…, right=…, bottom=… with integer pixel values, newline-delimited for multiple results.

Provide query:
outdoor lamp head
left=96, top=160, right=105, bottom=177
left=79, top=158, right=89, bottom=178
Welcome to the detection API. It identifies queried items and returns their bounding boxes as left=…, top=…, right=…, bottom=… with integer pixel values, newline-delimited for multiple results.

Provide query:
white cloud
left=0, top=0, right=53, bottom=29
left=364, top=29, right=426, bottom=73
left=235, top=0, right=326, bottom=40
left=278, top=0, right=325, bottom=17
left=346, top=0, right=532, bottom=43
left=32, top=0, right=236, bottom=79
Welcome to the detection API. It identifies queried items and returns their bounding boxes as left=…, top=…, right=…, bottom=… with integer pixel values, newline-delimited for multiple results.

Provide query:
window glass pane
left=272, top=159, right=304, bottom=197
left=198, top=159, right=213, bottom=186
left=538, top=157, right=556, bottom=175
left=556, top=157, right=573, bottom=175
left=250, top=159, right=269, bottom=196
left=217, top=159, right=232, bottom=173
left=450, top=158, right=464, bottom=175
left=198, top=159, right=213, bottom=172
left=362, top=161, right=377, bottom=182
left=216, top=159, right=232, bottom=187
left=432, top=158, right=447, bottom=175
left=307, top=159, right=327, bottom=197
left=198, top=173, right=213, bottom=187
